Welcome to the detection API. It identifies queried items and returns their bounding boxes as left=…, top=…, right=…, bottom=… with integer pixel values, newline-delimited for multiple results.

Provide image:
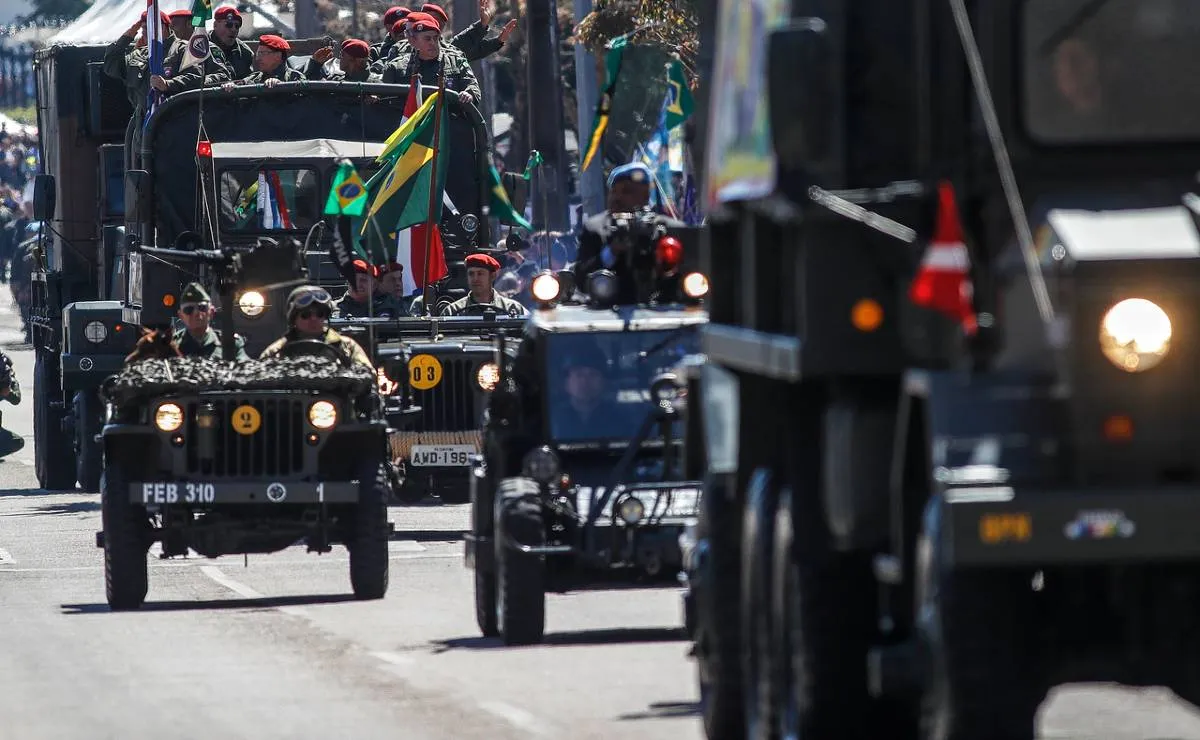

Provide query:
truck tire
left=34, top=353, right=75, bottom=491
left=349, top=460, right=391, bottom=600
left=495, top=477, right=545, bottom=646
left=474, top=567, right=499, bottom=637
left=101, top=461, right=149, bottom=610
left=741, top=468, right=779, bottom=739
left=74, top=390, right=103, bottom=492
left=918, top=529, right=1042, bottom=740
left=695, top=473, right=744, bottom=739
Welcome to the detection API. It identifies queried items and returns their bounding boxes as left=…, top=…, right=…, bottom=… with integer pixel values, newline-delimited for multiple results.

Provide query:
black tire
left=741, top=468, right=779, bottom=740
left=475, top=567, right=499, bottom=637
left=918, top=530, right=1042, bottom=740
left=471, top=461, right=499, bottom=637
left=696, top=473, right=745, bottom=739
left=74, top=390, right=103, bottom=492
left=349, top=459, right=390, bottom=600
left=495, top=477, right=545, bottom=646
left=34, top=353, right=75, bottom=491
left=101, top=461, right=149, bottom=610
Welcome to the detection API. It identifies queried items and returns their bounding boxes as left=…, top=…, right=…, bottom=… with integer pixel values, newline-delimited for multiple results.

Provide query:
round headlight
left=682, top=272, right=710, bottom=299
left=618, top=496, right=645, bottom=526
left=155, top=402, right=184, bottom=432
left=308, top=400, right=338, bottom=429
left=1100, top=298, right=1172, bottom=372
left=651, top=373, right=682, bottom=403
left=460, top=213, right=479, bottom=233
left=522, top=445, right=560, bottom=484
left=531, top=272, right=562, bottom=303
left=84, top=321, right=107, bottom=343
left=476, top=362, right=500, bottom=391
left=238, top=290, right=266, bottom=318
left=588, top=270, right=618, bottom=302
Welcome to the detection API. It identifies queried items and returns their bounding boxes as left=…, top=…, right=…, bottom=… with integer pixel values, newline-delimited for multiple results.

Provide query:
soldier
left=335, top=259, right=403, bottom=317
left=223, top=35, right=305, bottom=89
left=172, top=283, right=249, bottom=360
left=102, top=11, right=177, bottom=117
left=441, top=253, right=527, bottom=316
left=0, top=351, right=22, bottom=457
left=209, top=5, right=255, bottom=81
left=260, top=285, right=374, bottom=368
left=306, top=39, right=379, bottom=82
left=167, top=9, right=193, bottom=41
left=378, top=262, right=409, bottom=305
left=381, top=12, right=481, bottom=107
left=370, top=6, right=410, bottom=65
left=422, top=1, right=518, bottom=63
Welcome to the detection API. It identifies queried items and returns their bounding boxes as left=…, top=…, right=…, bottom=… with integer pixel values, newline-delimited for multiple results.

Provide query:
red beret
left=421, top=3, right=448, bottom=24
left=214, top=5, right=241, bottom=21
left=383, top=6, right=409, bottom=26
left=258, top=34, right=291, bottom=52
left=406, top=11, right=441, bottom=34
left=140, top=10, right=171, bottom=25
left=465, top=253, right=501, bottom=272
left=380, top=262, right=405, bottom=274
left=168, top=9, right=192, bottom=19
left=341, top=39, right=370, bottom=58
left=351, top=259, right=379, bottom=277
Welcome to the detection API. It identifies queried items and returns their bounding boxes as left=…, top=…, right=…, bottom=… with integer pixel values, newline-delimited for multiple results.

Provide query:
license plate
left=410, top=444, right=475, bottom=467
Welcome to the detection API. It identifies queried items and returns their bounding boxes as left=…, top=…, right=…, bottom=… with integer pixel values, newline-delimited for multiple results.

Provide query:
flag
left=324, top=159, right=368, bottom=216
left=257, top=171, right=295, bottom=229
left=489, top=164, right=532, bottom=230
left=190, top=0, right=213, bottom=25
left=376, top=74, right=425, bottom=165
left=520, top=150, right=543, bottom=180
left=637, top=93, right=675, bottom=215
left=581, top=33, right=631, bottom=172
left=663, top=59, right=694, bottom=130
left=178, top=27, right=211, bottom=72
left=144, top=0, right=166, bottom=128
left=909, top=181, right=977, bottom=334
left=395, top=225, right=445, bottom=295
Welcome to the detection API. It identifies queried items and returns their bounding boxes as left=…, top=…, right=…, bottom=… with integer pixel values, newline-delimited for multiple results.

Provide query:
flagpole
left=420, top=74, right=446, bottom=314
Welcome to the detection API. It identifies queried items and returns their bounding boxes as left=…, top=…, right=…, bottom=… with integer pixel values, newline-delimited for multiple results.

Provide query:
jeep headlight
left=618, top=496, right=645, bottom=526
left=531, top=272, right=562, bottom=303
left=522, top=445, right=560, bottom=484
left=238, top=290, right=266, bottom=318
left=682, top=272, right=709, bottom=298
left=1100, top=298, right=1172, bottom=373
left=308, top=400, right=337, bottom=429
left=155, top=402, right=184, bottom=432
left=476, top=362, right=500, bottom=391
left=84, top=320, right=107, bottom=343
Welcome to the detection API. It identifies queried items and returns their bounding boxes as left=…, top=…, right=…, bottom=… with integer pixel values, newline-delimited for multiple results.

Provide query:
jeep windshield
left=220, top=167, right=322, bottom=233
left=1022, top=0, right=1200, bottom=143
left=545, top=327, right=701, bottom=444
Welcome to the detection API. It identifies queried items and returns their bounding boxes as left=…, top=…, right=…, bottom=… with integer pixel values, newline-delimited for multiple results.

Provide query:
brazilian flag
left=488, top=165, right=531, bottom=230
left=324, top=159, right=368, bottom=217
left=191, top=0, right=213, bottom=25
left=581, top=33, right=631, bottom=172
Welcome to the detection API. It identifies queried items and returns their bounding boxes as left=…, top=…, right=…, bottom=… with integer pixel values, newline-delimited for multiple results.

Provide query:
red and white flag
left=910, top=181, right=977, bottom=334
left=397, top=225, right=448, bottom=296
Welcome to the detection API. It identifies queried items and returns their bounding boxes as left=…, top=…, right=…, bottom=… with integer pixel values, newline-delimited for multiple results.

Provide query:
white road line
left=477, top=700, right=550, bottom=736
left=198, top=565, right=308, bottom=618
left=0, top=548, right=14, bottom=563
left=371, top=650, right=416, bottom=668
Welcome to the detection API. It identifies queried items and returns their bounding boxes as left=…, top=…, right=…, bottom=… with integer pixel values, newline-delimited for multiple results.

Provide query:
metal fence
left=0, top=46, right=34, bottom=109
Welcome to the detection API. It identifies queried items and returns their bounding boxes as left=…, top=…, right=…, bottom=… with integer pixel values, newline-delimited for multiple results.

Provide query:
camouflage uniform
left=210, top=34, right=256, bottom=80
left=379, top=46, right=481, bottom=105
left=260, top=328, right=374, bottom=368
left=305, top=61, right=381, bottom=83
left=441, top=291, right=527, bottom=317
left=334, top=293, right=405, bottom=318
left=172, top=283, right=249, bottom=361
left=102, top=34, right=186, bottom=117
left=239, top=63, right=306, bottom=85
left=162, top=38, right=231, bottom=92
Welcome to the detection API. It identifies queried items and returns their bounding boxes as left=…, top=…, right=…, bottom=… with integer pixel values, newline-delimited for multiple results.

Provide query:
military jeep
left=97, top=350, right=390, bottom=610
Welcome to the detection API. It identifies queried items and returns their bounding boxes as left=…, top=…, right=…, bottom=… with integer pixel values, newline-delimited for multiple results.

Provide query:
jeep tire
left=350, top=459, right=390, bottom=600
left=75, top=390, right=103, bottom=492
left=34, top=353, right=75, bottom=491
left=101, top=461, right=149, bottom=610
left=495, top=477, right=545, bottom=646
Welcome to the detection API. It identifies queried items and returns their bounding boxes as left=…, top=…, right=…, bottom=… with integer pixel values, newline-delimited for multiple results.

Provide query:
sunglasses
left=293, top=288, right=332, bottom=308
left=296, top=308, right=329, bottom=321
left=181, top=303, right=210, bottom=315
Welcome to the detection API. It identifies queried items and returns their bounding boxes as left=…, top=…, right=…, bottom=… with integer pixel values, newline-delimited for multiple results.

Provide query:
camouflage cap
left=179, top=282, right=212, bottom=305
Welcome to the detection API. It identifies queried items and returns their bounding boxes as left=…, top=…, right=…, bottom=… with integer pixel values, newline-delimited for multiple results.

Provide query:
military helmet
left=285, top=285, right=333, bottom=321
left=179, top=282, right=212, bottom=306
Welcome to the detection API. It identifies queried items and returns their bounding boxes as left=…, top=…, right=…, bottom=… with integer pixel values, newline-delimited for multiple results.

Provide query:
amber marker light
left=851, top=299, right=884, bottom=332
left=1103, top=415, right=1133, bottom=442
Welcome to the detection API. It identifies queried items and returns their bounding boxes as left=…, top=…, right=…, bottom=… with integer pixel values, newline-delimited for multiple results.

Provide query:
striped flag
left=256, top=171, right=295, bottom=229
left=144, top=0, right=166, bottom=129
left=396, top=225, right=445, bottom=296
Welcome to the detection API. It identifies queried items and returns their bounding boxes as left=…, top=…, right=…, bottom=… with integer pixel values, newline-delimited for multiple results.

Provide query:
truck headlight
left=522, top=446, right=560, bottom=484
left=155, top=402, right=184, bottom=432
left=1100, top=298, right=1172, bottom=372
left=84, top=321, right=107, bottom=343
left=238, top=290, right=266, bottom=318
left=531, top=272, right=562, bottom=303
left=476, top=362, right=500, bottom=391
left=308, top=400, right=337, bottom=429
left=618, top=496, right=645, bottom=525
left=682, top=272, right=709, bottom=298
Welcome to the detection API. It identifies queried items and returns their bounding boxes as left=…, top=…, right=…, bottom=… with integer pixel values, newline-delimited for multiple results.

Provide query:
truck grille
left=183, top=398, right=306, bottom=477
left=412, top=357, right=481, bottom=432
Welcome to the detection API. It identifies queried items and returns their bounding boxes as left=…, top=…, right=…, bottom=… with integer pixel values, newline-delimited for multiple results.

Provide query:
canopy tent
left=48, top=0, right=293, bottom=45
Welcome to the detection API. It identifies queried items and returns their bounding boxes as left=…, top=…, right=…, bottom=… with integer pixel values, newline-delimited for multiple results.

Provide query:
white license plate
left=410, top=444, right=475, bottom=467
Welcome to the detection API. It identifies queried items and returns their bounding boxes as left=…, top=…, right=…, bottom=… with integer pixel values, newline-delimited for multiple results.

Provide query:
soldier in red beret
left=307, top=38, right=379, bottom=82
left=422, top=1, right=517, bottom=63
left=103, top=10, right=187, bottom=152
left=207, top=6, right=255, bottom=80
left=167, top=9, right=193, bottom=41
left=371, top=7, right=411, bottom=64
left=333, top=260, right=405, bottom=318
left=380, top=11, right=481, bottom=108
left=441, top=253, right=527, bottom=316
left=378, top=262, right=409, bottom=305
left=222, top=34, right=305, bottom=89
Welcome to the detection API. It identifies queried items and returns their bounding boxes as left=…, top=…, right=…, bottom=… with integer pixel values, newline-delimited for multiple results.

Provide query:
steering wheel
left=278, top=340, right=350, bottom=367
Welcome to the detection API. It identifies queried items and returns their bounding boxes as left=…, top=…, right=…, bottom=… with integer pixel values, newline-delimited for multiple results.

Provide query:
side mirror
left=767, top=16, right=845, bottom=186
left=32, top=174, right=55, bottom=222
left=124, top=170, right=153, bottom=224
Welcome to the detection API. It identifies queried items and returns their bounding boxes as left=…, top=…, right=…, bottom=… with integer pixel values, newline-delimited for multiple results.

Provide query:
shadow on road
left=33, top=501, right=100, bottom=515
left=616, top=701, right=700, bottom=721
left=433, top=626, right=686, bottom=652
left=60, top=593, right=358, bottom=615
left=392, top=529, right=465, bottom=543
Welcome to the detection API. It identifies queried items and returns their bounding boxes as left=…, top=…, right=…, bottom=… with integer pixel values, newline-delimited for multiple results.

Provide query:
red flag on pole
left=909, top=181, right=977, bottom=334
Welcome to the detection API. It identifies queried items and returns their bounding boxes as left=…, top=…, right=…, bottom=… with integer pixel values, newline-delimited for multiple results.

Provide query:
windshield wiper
left=638, top=326, right=696, bottom=362
left=1039, top=0, right=1111, bottom=55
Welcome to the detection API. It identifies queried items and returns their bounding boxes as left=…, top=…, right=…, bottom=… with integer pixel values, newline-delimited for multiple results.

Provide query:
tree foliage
left=26, top=0, right=89, bottom=22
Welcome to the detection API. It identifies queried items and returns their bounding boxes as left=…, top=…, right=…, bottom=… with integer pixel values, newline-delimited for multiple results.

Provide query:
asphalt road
left=0, top=301, right=1198, bottom=739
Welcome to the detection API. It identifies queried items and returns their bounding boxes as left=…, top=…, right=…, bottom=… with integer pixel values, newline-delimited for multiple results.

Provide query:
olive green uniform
left=260, top=328, right=374, bottom=368
left=172, top=327, right=250, bottom=361
left=440, top=291, right=527, bottom=317
left=162, top=39, right=230, bottom=92
left=210, top=34, right=256, bottom=80
left=238, top=63, right=306, bottom=85
left=305, top=60, right=381, bottom=83
left=334, top=293, right=405, bottom=318
left=379, top=46, right=481, bottom=105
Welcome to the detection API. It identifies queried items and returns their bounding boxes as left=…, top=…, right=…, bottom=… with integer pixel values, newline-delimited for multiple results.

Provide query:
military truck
left=684, top=0, right=1200, bottom=738
left=30, top=41, right=493, bottom=492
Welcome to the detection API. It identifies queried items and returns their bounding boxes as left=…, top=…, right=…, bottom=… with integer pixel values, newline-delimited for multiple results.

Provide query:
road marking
left=0, top=548, right=14, bottom=563
left=371, top=650, right=417, bottom=668
left=198, top=565, right=308, bottom=618
left=477, top=700, right=550, bottom=736
left=389, top=540, right=426, bottom=553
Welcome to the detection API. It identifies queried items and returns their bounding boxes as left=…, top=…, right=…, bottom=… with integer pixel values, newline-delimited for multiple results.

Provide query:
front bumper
left=941, top=485, right=1200, bottom=566
left=132, top=480, right=359, bottom=506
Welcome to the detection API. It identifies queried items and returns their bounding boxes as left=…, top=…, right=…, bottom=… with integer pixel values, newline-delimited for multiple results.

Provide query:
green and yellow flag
left=488, top=165, right=531, bottom=230
left=581, top=33, right=631, bottom=172
left=324, top=159, right=368, bottom=216
left=190, top=0, right=213, bottom=25
left=664, top=59, right=694, bottom=130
